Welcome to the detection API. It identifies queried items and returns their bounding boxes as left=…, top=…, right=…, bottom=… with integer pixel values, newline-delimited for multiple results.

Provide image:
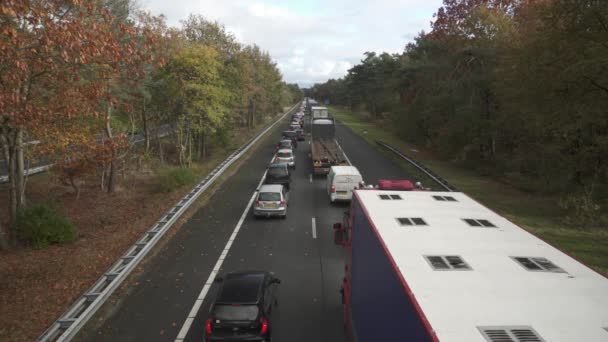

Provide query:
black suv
left=264, top=163, right=291, bottom=190
left=205, top=271, right=281, bottom=342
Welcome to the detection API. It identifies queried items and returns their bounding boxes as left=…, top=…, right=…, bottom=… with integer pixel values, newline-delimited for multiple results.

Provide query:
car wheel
left=282, top=214, right=287, bottom=220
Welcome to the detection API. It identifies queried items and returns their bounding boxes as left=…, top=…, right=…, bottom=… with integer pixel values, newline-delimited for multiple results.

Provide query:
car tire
left=282, top=214, right=287, bottom=220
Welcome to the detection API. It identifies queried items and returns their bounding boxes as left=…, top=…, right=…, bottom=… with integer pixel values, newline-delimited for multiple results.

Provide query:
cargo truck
left=311, top=106, right=329, bottom=119
left=333, top=183, right=608, bottom=342
left=311, top=118, right=348, bottom=174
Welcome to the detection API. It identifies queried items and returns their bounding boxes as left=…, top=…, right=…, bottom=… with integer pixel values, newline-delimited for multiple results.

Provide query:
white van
left=327, top=166, right=363, bottom=203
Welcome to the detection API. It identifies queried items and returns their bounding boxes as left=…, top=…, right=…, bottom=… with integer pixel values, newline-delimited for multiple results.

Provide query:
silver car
left=274, top=148, right=295, bottom=169
left=253, top=184, right=289, bottom=219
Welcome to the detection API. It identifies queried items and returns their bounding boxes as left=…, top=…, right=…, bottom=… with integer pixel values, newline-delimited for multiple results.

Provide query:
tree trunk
left=187, top=129, right=192, bottom=166
left=105, top=106, right=116, bottom=193
left=142, top=97, right=150, bottom=152
left=197, top=132, right=203, bottom=159
left=16, top=129, right=25, bottom=208
left=158, top=130, right=164, bottom=164
left=3, top=129, right=19, bottom=244
left=0, top=220, right=8, bottom=250
left=0, top=128, right=11, bottom=249
left=202, top=131, right=206, bottom=160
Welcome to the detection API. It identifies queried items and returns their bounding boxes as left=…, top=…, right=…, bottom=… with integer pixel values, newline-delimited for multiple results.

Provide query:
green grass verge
left=331, top=106, right=608, bottom=275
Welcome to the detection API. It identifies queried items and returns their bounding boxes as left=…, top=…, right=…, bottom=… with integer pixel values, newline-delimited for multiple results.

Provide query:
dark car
left=205, top=271, right=281, bottom=342
left=281, top=130, right=298, bottom=147
left=275, top=139, right=293, bottom=152
left=295, top=128, right=305, bottom=141
left=264, top=163, right=291, bottom=189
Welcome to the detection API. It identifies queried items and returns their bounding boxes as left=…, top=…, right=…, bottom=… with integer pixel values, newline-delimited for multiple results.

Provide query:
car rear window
left=280, top=141, right=291, bottom=147
left=258, top=192, right=281, bottom=201
left=277, top=152, right=292, bottom=158
left=283, top=131, right=296, bottom=137
left=213, top=305, right=259, bottom=321
left=268, top=167, right=288, bottom=177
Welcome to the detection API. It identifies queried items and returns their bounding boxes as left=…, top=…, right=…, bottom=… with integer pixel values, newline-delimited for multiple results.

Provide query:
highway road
left=76, top=114, right=413, bottom=342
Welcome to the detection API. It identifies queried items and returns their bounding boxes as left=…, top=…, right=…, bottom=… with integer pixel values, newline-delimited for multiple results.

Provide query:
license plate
left=264, top=203, right=278, bottom=208
left=337, top=191, right=347, bottom=195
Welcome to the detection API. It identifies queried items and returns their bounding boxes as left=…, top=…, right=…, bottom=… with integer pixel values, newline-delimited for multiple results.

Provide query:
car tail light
left=279, top=200, right=285, bottom=206
left=260, top=317, right=269, bottom=335
left=205, top=318, right=213, bottom=335
left=255, top=200, right=260, bottom=207
left=331, top=185, right=335, bottom=193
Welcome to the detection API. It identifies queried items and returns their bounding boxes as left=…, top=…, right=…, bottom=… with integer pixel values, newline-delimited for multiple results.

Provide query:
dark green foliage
left=16, top=203, right=77, bottom=248
left=310, top=0, right=608, bottom=227
left=154, top=167, right=198, bottom=193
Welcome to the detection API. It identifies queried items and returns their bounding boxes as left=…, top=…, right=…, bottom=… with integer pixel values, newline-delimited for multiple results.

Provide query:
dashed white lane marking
left=309, top=174, right=312, bottom=183
left=312, top=217, right=317, bottom=239
left=175, top=158, right=272, bottom=341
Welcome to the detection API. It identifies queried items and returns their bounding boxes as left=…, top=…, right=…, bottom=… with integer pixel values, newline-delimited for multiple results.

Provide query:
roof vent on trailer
left=397, top=217, right=427, bottom=226
left=478, top=326, right=545, bottom=342
left=463, top=218, right=496, bottom=228
left=378, top=194, right=402, bottom=200
left=433, top=195, right=457, bottom=202
left=424, top=255, right=471, bottom=270
left=511, top=257, right=566, bottom=273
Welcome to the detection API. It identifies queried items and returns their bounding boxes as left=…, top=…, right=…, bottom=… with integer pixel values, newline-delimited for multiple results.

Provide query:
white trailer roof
left=354, top=190, right=608, bottom=342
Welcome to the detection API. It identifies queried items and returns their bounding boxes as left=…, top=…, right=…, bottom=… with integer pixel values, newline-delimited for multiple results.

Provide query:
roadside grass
left=331, top=106, right=608, bottom=275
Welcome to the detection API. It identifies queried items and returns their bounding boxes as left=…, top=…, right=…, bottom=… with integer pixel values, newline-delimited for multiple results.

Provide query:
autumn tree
left=154, top=44, right=228, bottom=165
left=0, top=0, right=154, bottom=247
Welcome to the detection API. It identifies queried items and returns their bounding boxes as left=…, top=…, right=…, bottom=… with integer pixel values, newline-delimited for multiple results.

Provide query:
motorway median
left=330, top=105, right=608, bottom=276
left=0, top=105, right=297, bottom=342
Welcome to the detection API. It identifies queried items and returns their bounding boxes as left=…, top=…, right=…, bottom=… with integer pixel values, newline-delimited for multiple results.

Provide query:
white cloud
left=138, top=0, right=443, bottom=87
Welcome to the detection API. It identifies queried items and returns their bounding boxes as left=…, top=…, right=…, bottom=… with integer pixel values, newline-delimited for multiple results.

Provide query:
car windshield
left=258, top=192, right=281, bottom=201
left=268, top=167, right=288, bottom=177
left=277, top=152, right=291, bottom=158
left=213, top=304, right=259, bottom=321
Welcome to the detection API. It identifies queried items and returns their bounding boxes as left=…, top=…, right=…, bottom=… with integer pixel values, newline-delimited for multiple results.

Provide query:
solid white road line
left=311, top=217, right=317, bottom=239
left=335, top=139, right=352, bottom=166
left=175, top=161, right=272, bottom=341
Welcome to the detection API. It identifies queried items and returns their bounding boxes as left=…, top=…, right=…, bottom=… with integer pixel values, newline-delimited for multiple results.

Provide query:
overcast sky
left=138, top=0, right=443, bottom=87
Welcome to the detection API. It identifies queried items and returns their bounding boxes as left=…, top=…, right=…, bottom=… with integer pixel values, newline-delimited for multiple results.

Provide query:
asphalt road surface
left=77, top=115, right=413, bottom=342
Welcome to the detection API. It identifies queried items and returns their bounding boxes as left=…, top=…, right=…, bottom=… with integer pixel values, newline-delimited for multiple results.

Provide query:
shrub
left=16, top=203, right=77, bottom=248
left=154, top=167, right=198, bottom=193
left=559, top=183, right=607, bottom=229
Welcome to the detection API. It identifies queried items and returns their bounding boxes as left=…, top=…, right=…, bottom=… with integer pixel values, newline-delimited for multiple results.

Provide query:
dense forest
left=308, top=0, right=608, bottom=225
left=0, top=0, right=302, bottom=249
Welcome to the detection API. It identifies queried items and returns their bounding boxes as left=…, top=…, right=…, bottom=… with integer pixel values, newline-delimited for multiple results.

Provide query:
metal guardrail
left=0, top=164, right=52, bottom=183
left=376, top=141, right=456, bottom=192
left=0, top=126, right=172, bottom=184
left=37, top=103, right=300, bottom=342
